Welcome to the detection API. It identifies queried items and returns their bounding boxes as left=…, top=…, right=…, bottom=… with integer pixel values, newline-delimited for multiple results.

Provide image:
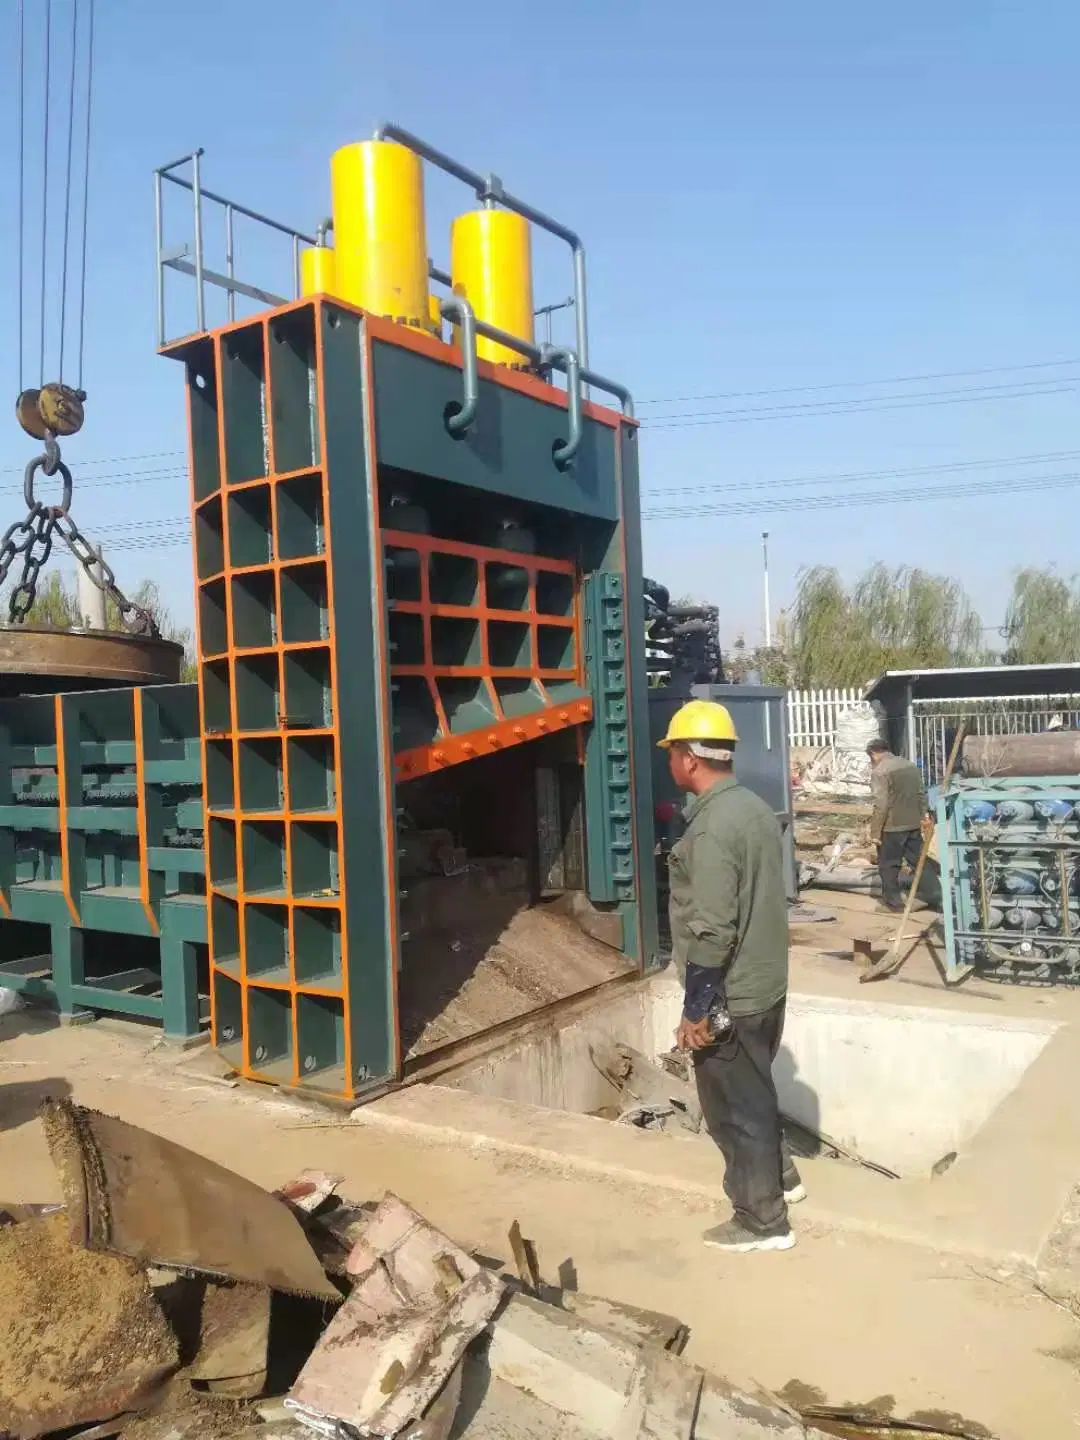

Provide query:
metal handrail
left=154, top=150, right=316, bottom=345
left=151, top=138, right=635, bottom=420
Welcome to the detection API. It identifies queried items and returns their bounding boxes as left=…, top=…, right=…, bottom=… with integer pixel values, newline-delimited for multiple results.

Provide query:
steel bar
left=161, top=251, right=286, bottom=309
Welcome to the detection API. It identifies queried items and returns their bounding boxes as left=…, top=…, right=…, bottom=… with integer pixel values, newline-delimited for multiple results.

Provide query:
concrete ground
left=3, top=986, right=1080, bottom=1440
left=790, top=885, right=1080, bottom=1024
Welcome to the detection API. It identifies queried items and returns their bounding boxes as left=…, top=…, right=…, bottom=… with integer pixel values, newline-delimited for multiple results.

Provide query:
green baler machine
left=0, top=128, right=659, bottom=1102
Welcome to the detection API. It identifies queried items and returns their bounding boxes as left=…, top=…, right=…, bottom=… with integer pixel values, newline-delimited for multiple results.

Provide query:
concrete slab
left=644, top=978, right=1059, bottom=1175
left=2, top=1017, right=1078, bottom=1439
left=486, top=1293, right=638, bottom=1434
left=359, top=1023, right=1080, bottom=1268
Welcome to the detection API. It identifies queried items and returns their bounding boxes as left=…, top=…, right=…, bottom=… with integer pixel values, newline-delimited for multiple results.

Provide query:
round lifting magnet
left=15, top=383, right=86, bottom=442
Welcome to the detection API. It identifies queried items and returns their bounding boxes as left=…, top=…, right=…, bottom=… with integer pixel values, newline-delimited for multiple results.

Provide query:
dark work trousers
left=878, top=829, right=942, bottom=910
left=693, top=998, right=798, bottom=1235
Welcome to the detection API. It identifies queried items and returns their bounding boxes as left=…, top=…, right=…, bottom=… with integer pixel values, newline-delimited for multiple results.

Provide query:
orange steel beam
left=395, top=698, right=593, bottom=781
left=163, top=297, right=634, bottom=438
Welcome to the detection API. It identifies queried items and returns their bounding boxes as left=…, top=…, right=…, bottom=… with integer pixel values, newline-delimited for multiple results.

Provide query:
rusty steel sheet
left=0, top=624, right=183, bottom=696
left=40, top=1098, right=341, bottom=1301
left=287, top=1194, right=504, bottom=1438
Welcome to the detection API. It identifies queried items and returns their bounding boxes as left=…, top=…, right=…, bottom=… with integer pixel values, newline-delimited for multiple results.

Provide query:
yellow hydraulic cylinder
left=330, top=141, right=429, bottom=325
left=301, top=245, right=337, bottom=297
left=450, top=209, right=534, bottom=365
left=428, top=293, right=444, bottom=340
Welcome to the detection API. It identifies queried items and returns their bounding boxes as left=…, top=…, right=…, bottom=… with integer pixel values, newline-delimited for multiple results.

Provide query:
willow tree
left=787, top=563, right=985, bottom=687
left=1002, top=568, right=1080, bottom=665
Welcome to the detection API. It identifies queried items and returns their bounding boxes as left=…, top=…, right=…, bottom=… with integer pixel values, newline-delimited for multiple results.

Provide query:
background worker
left=660, top=699, right=802, bottom=1254
left=867, top=737, right=942, bottom=913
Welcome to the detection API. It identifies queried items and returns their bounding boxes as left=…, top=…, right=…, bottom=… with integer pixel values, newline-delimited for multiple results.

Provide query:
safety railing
left=153, top=132, right=634, bottom=419
left=154, top=150, right=315, bottom=346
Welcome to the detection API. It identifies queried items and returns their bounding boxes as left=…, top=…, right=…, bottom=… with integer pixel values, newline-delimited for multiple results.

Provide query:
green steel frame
left=0, top=308, right=657, bottom=1081
left=160, top=296, right=657, bottom=1100
left=0, top=683, right=206, bottom=1037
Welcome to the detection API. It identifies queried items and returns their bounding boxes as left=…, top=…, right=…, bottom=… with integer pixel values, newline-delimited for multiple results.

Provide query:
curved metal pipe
left=438, top=295, right=478, bottom=435
left=540, top=345, right=582, bottom=466
left=374, top=122, right=589, bottom=370
left=580, top=364, right=633, bottom=419
left=316, top=215, right=333, bottom=245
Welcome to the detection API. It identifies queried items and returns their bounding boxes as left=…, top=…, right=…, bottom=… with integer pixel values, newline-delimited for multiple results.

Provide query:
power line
left=642, top=450, right=1080, bottom=500
left=93, top=515, right=189, bottom=534
left=0, top=467, right=187, bottom=498
left=644, top=469, right=1080, bottom=521
left=637, top=357, right=1080, bottom=407
left=0, top=448, right=185, bottom=476
left=64, top=465, right=1080, bottom=539
left=642, top=380, right=1080, bottom=430
left=645, top=376, right=1079, bottom=424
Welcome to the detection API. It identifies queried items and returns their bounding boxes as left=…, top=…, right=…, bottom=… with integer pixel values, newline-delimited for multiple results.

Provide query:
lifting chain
left=1, top=389, right=160, bottom=636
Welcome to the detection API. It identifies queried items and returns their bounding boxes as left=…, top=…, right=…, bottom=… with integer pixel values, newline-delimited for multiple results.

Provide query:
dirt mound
left=400, top=890, right=632, bottom=1058
left=0, top=1213, right=178, bottom=1438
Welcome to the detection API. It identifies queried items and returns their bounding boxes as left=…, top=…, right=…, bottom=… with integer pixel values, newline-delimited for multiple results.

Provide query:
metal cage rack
left=938, top=775, right=1080, bottom=986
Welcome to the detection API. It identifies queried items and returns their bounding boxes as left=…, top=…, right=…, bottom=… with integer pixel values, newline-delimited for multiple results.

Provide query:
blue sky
left=1, top=0, right=1077, bottom=645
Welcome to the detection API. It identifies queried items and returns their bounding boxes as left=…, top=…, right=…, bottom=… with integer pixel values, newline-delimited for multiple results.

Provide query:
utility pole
left=77, top=546, right=107, bottom=630
left=762, top=531, right=772, bottom=648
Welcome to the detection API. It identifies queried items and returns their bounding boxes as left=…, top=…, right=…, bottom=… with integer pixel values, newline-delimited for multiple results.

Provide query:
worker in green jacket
left=660, top=699, right=801, bottom=1254
left=867, top=738, right=941, bottom=913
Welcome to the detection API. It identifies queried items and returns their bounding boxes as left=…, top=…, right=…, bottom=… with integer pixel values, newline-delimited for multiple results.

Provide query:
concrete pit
left=428, top=974, right=1058, bottom=1179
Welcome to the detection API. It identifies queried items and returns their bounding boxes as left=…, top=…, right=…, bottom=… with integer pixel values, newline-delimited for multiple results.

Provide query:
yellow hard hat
left=657, top=699, right=738, bottom=748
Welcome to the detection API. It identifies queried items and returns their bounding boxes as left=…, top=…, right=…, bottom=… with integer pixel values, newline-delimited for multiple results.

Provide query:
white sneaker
left=784, top=1182, right=807, bottom=1205
left=703, top=1219, right=796, bottom=1252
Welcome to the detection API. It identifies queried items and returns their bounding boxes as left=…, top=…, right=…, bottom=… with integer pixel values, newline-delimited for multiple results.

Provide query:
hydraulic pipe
left=468, top=315, right=633, bottom=417
left=540, top=345, right=582, bottom=466
left=438, top=295, right=478, bottom=434
left=373, top=122, right=589, bottom=372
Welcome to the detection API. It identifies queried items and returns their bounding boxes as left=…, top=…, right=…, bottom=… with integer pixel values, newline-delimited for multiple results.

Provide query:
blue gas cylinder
left=1035, top=798, right=1074, bottom=823
left=996, top=801, right=1036, bottom=824
left=964, top=801, right=997, bottom=824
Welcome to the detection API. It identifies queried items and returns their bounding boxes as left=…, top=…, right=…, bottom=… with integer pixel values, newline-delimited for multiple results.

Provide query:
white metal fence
left=786, top=687, right=863, bottom=748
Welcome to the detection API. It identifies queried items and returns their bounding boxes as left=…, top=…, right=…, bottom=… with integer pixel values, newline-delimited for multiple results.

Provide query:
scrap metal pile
left=644, top=580, right=723, bottom=690
left=1, top=1099, right=850, bottom=1440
